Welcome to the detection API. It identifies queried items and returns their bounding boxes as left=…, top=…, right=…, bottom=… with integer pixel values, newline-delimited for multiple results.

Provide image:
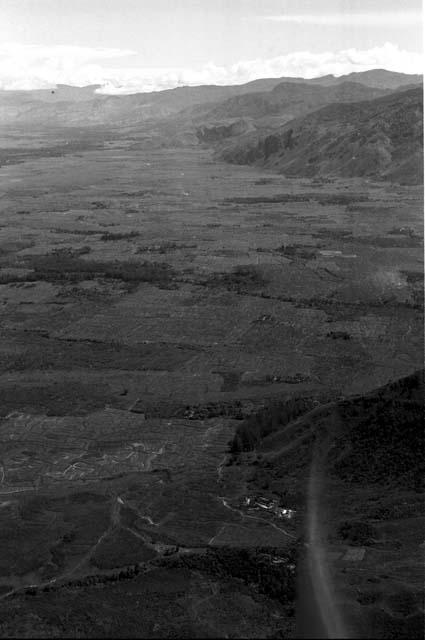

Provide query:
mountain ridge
left=0, top=69, right=422, bottom=127
left=219, top=87, right=424, bottom=184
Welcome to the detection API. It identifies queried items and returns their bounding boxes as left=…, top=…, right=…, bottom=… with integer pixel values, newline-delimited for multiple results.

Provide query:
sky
left=0, top=0, right=422, bottom=93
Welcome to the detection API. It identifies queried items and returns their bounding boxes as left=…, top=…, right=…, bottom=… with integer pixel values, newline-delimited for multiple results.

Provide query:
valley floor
left=0, top=132, right=423, bottom=637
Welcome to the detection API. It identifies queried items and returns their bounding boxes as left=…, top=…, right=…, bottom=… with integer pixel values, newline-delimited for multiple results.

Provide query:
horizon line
left=0, top=67, right=422, bottom=96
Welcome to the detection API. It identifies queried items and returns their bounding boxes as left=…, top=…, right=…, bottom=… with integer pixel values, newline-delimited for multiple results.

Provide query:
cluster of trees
left=100, top=231, right=140, bottom=241
left=229, top=396, right=317, bottom=453
left=207, top=265, right=266, bottom=293
left=0, top=251, right=176, bottom=289
left=23, top=562, right=146, bottom=598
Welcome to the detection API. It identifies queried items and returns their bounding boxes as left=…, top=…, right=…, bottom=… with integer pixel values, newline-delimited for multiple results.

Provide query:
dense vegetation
left=0, top=250, right=176, bottom=289
left=332, top=371, right=424, bottom=488
left=162, top=545, right=298, bottom=603
left=229, top=396, right=319, bottom=453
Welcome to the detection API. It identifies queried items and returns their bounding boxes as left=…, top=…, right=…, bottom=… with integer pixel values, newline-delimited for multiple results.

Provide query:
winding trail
left=216, top=454, right=228, bottom=482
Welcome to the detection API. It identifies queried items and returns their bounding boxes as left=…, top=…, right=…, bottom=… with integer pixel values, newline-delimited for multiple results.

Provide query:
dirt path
left=218, top=496, right=297, bottom=540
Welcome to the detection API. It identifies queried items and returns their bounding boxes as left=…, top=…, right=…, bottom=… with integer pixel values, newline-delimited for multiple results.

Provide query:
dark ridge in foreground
left=231, top=370, right=424, bottom=489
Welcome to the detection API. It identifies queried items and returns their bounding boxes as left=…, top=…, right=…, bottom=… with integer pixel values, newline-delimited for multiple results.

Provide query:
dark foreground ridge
left=231, top=370, right=424, bottom=488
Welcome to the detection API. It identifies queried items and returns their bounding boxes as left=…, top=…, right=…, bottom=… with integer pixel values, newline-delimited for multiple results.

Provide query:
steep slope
left=220, top=88, right=423, bottom=184
left=271, top=371, right=422, bottom=486
left=192, top=82, right=398, bottom=147
left=231, top=370, right=424, bottom=489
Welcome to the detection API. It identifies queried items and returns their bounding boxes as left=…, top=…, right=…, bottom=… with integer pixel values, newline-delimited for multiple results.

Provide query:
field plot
left=0, top=133, right=422, bottom=636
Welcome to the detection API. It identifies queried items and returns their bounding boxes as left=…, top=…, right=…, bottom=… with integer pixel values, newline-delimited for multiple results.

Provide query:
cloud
left=262, top=10, right=422, bottom=27
left=0, top=43, right=136, bottom=90
left=0, top=42, right=422, bottom=94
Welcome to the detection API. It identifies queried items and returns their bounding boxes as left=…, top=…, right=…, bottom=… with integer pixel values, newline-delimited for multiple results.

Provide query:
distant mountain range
left=0, top=68, right=421, bottom=126
left=280, top=68, right=422, bottom=89
left=0, top=69, right=422, bottom=183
